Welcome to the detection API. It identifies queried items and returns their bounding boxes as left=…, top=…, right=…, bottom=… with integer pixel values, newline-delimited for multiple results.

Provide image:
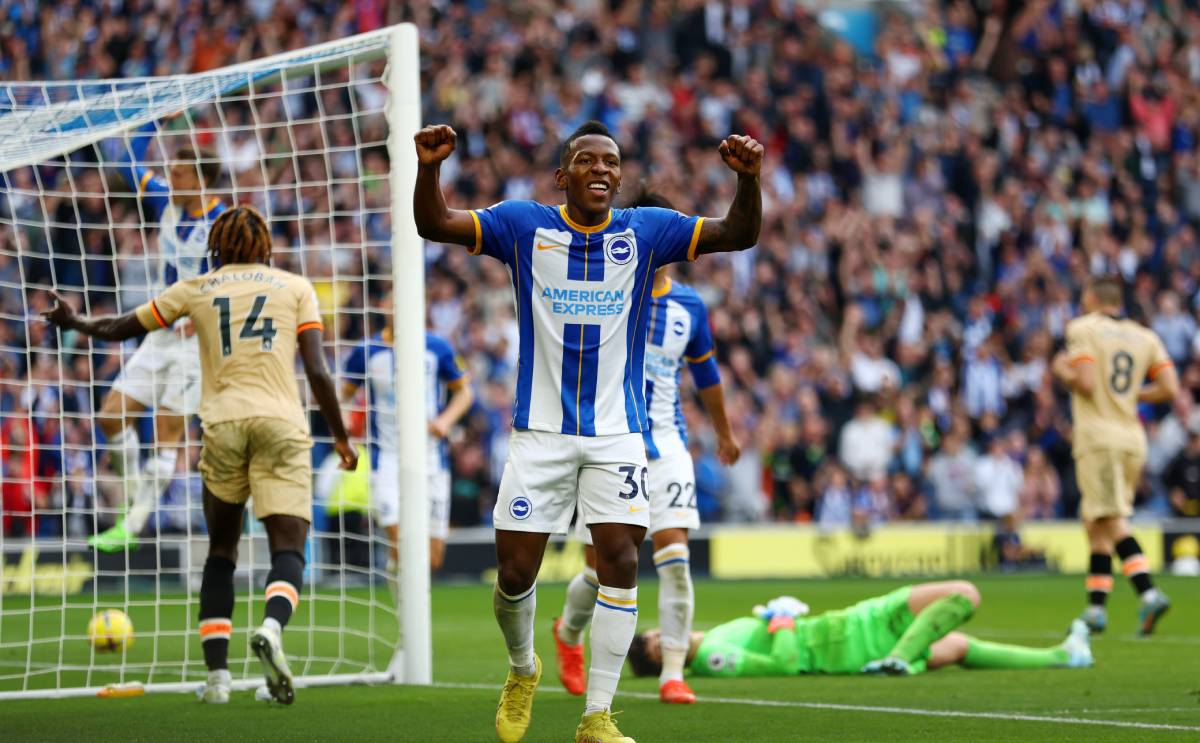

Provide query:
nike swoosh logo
left=536, top=242, right=562, bottom=251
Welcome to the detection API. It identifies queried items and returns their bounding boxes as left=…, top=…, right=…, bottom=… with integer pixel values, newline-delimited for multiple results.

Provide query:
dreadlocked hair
left=208, top=205, right=272, bottom=268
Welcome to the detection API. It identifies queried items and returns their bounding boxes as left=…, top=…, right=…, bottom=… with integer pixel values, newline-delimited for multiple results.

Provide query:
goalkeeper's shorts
left=112, top=329, right=201, bottom=415
left=804, top=586, right=928, bottom=674
left=200, top=418, right=313, bottom=521
left=371, top=454, right=451, bottom=539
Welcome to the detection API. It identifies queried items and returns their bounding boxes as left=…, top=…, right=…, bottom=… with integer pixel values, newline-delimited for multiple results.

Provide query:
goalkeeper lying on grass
left=626, top=581, right=1093, bottom=678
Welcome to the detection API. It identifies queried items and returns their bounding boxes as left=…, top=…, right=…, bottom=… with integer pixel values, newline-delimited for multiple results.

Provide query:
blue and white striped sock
left=586, top=584, right=637, bottom=714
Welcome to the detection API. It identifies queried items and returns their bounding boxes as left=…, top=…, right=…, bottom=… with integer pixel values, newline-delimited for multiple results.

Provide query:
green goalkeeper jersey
left=690, top=587, right=926, bottom=677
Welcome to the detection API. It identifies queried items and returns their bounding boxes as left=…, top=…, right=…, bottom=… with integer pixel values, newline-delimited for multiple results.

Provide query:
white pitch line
left=1056, top=708, right=1200, bottom=715
left=431, top=681, right=1200, bottom=734
left=971, top=627, right=1200, bottom=646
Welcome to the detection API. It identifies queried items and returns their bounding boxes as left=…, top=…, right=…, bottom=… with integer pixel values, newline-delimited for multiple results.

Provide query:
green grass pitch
left=2, top=574, right=1199, bottom=741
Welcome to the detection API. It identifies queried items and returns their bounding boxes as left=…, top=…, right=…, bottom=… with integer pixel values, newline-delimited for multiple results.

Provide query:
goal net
left=0, top=24, right=429, bottom=699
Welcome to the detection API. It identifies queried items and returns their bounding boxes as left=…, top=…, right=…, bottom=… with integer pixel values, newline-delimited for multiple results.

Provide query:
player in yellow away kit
left=43, top=205, right=357, bottom=705
left=1051, top=276, right=1178, bottom=636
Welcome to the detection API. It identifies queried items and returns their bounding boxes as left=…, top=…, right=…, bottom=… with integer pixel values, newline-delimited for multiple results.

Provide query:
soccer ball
left=87, top=609, right=134, bottom=652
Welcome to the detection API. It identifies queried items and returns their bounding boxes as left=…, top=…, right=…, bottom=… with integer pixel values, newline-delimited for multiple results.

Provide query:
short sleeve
left=638, top=207, right=704, bottom=266
left=471, top=200, right=530, bottom=265
left=1065, top=321, right=1093, bottom=367
left=428, top=335, right=469, bottom=387
left=135, top=280, right=192, bottom=331
left=296, top=281, right=323, bottom=334
left=1148, top=333, right=1173, bottom=381
left=684, top=298, right=720, bottom=389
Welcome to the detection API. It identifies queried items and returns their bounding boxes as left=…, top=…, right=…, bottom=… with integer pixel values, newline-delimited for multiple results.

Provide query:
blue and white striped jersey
left=116, top=122, right=225, bottom=291
left=470, top=201, right=703, bottom=436
left=342, top=331, right=469, bottom=468
left=643, top=279, right=720, bottom=459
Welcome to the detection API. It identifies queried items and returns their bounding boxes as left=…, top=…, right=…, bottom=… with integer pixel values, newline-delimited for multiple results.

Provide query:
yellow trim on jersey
left=189, top=197, right=221, bottom=218
left=685, top=349, right=714, bottom=364
left=138, top=170, right=155, bottom=193
left=651, top=276, right=673, bottom=298
left=447, top=375, right=471, bottom=390
left=1148, top=360, right=1173, bottom=380
left=558, top=204, right=612, bottom=234
left=686, top=217, right=705, bottom=261
left=468, top=210, right=483, bottom=255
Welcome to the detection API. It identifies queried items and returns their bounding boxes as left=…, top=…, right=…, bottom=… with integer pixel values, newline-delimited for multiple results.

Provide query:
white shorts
left=372, top=456, right=452, bottom=540
left=112, top=330, right=201, bottom=415
left=575, top=446, right=699, bottom=545
left=493, top=429, right=649, bottom=535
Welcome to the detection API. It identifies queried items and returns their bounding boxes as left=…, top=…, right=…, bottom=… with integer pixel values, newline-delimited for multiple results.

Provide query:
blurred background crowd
left=5, top=0, right=1200, bottom=542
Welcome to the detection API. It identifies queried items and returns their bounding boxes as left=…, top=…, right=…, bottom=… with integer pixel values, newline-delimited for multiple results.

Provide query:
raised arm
left=41, top=290, right=149, bottom=342
left=299, top=329, right=358, bottom=471
left=413, top=125, right=480, bottom=248
left=113, top=122, right=156, bottom=193
left=692, top=135, right=764, bottom=257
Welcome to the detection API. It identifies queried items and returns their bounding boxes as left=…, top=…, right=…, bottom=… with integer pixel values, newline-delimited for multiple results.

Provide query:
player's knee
left=950, top=581, right=981, bottom=609
left=597, top=546, right=638, bottom=584
left=429, top=539, right=446, bottom=572
left=97, top=413, right=125, bottom=437
left=207, top=542, right=238, bottom=563
left=496, top=562, right=537, bottom=595
left=153, top=415, right=186, bottom=443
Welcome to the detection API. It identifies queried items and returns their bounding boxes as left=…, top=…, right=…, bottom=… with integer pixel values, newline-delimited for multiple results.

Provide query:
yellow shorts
left=1075, top=449, right=1144, bottom=522
left=199, top=418, right=313, bottom=521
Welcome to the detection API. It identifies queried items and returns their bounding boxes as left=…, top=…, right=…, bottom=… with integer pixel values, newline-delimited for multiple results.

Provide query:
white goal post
left=0, top=23, right=428, bottom=698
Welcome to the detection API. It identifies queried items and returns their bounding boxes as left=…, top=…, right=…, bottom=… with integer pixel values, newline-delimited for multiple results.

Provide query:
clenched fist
left=718, top=134, right=764, bottom=177
left=41, top=290, right=78, bottom=329
left=414, top=124, right=457, bottom=166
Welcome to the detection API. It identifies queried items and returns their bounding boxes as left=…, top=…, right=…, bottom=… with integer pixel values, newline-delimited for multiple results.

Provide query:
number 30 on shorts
left=617, top=465, right=648, bottom=501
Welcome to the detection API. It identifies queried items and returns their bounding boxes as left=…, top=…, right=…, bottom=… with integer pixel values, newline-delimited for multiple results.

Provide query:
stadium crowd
left=5, top=0, right=1200, bottom=540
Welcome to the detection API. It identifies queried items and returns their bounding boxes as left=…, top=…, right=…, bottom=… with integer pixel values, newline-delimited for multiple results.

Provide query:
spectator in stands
left=838, top=395, right=897, bottom=483
left=1019, top=447, right=1061, bottom=521
left=815, top=463, right=854, bottom=531
left=926, top=430, right=979, bottom=522
left=1165, top=422, right=1200, bottom=518
left=974, top=434, right=1024, bottom=521
left=1153, top=291, right=1196, bottom=365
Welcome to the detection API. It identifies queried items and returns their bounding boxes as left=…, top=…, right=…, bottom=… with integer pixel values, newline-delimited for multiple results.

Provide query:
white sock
left=654, top=544, right=693, bottom=684
left=558, top=567, right=599, bottom=646
left=494, top=582, right=537, bottom=676
left=585, top=584, right=637, bottom=714
left=126, top=448, right=177, bottom=533
left=107, top=428, right=141, bottom=501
